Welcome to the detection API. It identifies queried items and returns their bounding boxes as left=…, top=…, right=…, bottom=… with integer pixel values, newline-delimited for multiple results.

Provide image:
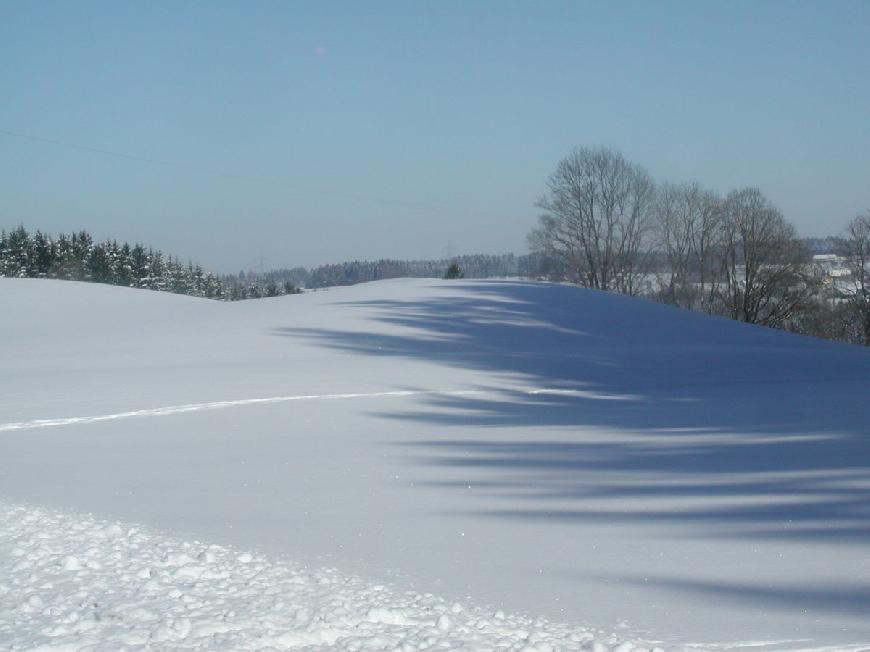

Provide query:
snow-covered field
left=2, top=277, right=870, bottom=651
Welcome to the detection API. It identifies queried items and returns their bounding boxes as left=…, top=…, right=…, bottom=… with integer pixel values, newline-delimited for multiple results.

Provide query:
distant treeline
left=235, top=253, right=541, bottom=290
left=6, top=223, right=866, bottom=346
left=0, top=226, right=300, bottom=300
left=0, top=226, right=538, bottom=300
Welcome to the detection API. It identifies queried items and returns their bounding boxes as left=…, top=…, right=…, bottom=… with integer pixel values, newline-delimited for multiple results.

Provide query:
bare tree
left=689, top=188, right=725, bottom=314
left=529, top=147, right=655, bottom=295
left=654, top=182, right=723, bottom=311
left=655, top=183, right=692, bottom=305
left=718, top=188, right=812, bottom=327
left=843, top=211, right=870, bottom=345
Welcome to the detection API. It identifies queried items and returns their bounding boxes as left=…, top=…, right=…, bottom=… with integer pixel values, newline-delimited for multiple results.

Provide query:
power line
left=0, top=127, right=453, bottom=215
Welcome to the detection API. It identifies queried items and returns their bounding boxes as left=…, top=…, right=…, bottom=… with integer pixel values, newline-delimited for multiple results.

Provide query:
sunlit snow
left=2, top=277, right=870, bottom=650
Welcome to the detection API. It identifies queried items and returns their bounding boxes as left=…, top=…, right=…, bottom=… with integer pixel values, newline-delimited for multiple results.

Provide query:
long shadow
left=600, top=575, right=870, bottom=618
left=273, top=281, right=870, bottom=546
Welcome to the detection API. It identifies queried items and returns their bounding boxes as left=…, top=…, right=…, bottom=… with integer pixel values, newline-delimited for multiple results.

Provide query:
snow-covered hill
left=2, top=278, right=869, bottom=651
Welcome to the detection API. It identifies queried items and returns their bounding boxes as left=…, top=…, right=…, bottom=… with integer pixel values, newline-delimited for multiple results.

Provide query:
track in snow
left=0, top=387, right=634, bottom=433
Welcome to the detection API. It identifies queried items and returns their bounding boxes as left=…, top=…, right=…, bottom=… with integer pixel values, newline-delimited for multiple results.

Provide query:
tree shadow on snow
left=597, top=574, right=870, bottom=618
left=272, top=281, right=870, bottom=549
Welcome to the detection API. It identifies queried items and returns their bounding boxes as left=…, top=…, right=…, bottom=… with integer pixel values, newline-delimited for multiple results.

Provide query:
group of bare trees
left=843, top=212, right=870, bottom=344
left=529, top=147, right=869, bottom=342
left=652, top=183, right=814, bottom=327
left=652, top=181, right=722, bottom=313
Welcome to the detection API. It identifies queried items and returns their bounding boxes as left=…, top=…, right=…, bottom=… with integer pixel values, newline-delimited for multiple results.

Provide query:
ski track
left=0, top=387, right=635, bottom=433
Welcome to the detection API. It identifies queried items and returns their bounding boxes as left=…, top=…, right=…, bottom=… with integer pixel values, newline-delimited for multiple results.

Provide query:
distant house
left=811, top=254, right=854, bottom=299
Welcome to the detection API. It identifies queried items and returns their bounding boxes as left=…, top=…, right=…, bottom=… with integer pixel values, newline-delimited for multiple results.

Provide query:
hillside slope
left=2, top=278, right=870, bottom=650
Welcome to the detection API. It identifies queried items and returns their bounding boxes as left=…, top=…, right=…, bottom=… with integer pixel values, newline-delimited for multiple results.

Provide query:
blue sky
left=2, top=1, right=868, bottom=272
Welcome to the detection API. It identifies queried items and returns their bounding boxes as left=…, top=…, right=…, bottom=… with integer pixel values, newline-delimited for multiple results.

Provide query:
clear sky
left=2, top=1, right=868, bottom=273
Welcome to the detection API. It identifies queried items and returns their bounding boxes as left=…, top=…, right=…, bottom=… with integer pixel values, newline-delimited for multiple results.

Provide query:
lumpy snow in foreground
left=0, top=501, right=640, bottom=651
left=2, top=278, right=870, bottom=651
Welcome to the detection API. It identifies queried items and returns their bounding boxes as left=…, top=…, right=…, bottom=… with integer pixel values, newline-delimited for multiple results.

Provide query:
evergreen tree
left=264, top=279, right=280, bottom=297
left=130, top=244, right=149, bottom=288
left=53, top=233, right=80, bottom=280
left=32, top=231, right=55, bottom=277
left=116, top=242, right=134, bottom=287
left=0, top=230, right=8, bottom=277
left=145, top=249, right=166, bottom=291
left=444, top=262, right=464, bottom=279
left=7, top=226, right=32, bottom=277
left=87, top=242, right=114, bottom=284
left=283, top=280, right=299, bottom=295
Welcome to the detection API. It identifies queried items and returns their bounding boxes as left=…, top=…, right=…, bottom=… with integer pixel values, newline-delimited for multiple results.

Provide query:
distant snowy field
left=2, top=277, right=870, bottom=651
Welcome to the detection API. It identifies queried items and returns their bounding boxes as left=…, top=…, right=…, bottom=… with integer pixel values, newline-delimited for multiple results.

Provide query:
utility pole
left=445, top=239, right=454, bottom=261
left=255, top=252, right=268, bottom=275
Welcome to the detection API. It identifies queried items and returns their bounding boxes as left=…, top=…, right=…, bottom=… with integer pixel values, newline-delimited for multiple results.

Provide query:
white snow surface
left=2, top=277, right=870, bottom=651
left=0, top=500, right=650, bottom=651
